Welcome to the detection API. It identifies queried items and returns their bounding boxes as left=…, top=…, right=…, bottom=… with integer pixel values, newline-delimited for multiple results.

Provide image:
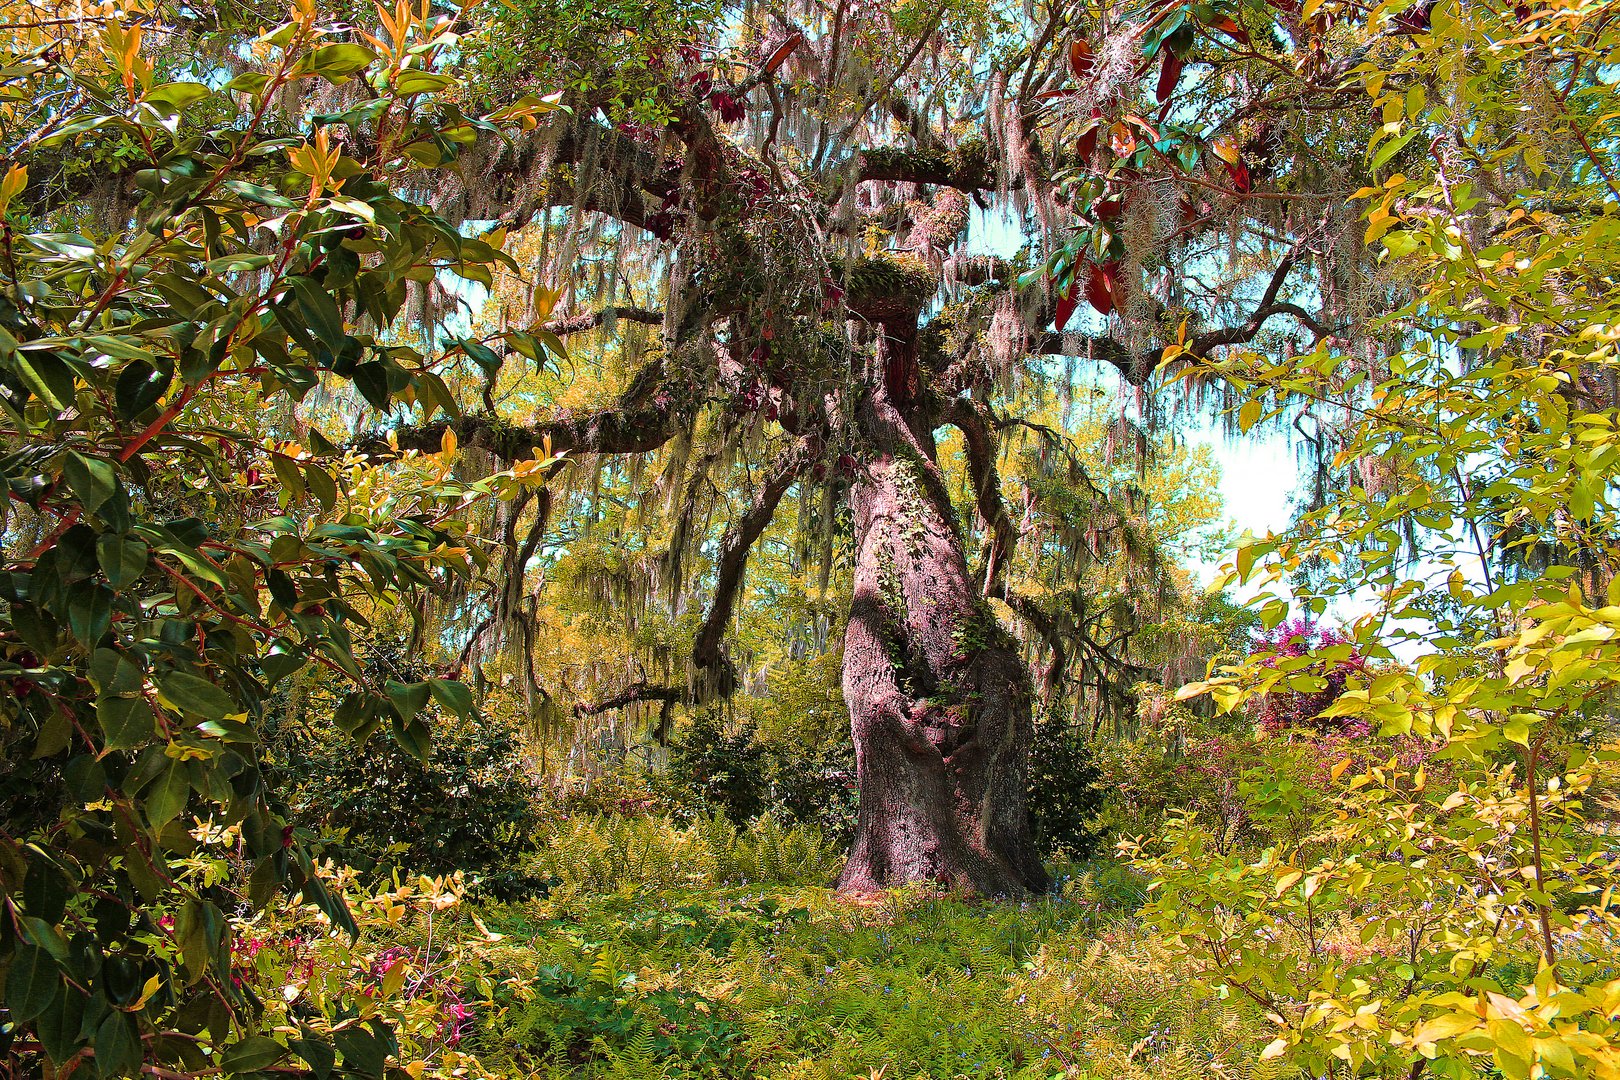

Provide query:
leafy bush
left=1026, top=716, right=1106, bottom=860
left=267, top=706, right=547, bottom=896
left=665, top=711, right=858, bottom=837
left=0, top=4, right=554, bottom=1072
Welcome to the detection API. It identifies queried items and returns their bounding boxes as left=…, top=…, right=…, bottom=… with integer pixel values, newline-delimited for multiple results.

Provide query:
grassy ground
left=433, top=862, right=1292, bottom=1080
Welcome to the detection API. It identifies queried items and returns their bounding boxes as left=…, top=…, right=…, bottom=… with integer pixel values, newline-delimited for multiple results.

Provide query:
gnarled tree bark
left=837, top=334, right=1047, bottom=896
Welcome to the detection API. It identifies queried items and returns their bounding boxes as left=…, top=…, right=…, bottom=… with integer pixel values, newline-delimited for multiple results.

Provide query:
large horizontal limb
left=366, top=356, right=686, bottom=462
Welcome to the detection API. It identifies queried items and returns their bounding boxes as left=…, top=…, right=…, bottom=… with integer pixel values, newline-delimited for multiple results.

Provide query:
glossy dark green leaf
left=289, top=276, right=346, bottom=352
left=304, top=462, right=337, bottom=512
left=114, top=359, right=171, bottom=420
left=221, top=1035, right=286, bottom=1073
left=92, top=647, right=144, bottom=694
left=292, top=1032, right=336, bottom=1080
left=97, top=534, right=149, bottom=588
left=158, top=671, right=237, bottom=720
left=93, top=1010, right=142, bottom=1078
left=61, top=452, right=117, bottom=514
left=35, top=986, right=84, bottom=1063
left=6, top=943, right=60, bottom=1023
left=351, top=361, right=390, bottom=410
left=334, top=1023, right=385, bottom=1077
left=10, top=351, right=76, bottom=411
left=98, top=695, right=156, bottom=751
left=63, top=755, right=108, bottom=802
left=65, top=581, right=113, bottom=643
left=144, top=761, right=192, bottom=827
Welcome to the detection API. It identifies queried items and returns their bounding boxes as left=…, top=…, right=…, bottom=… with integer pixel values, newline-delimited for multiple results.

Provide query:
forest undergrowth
left=338, top=840, right=1287, bottom=1080
left=244, top=801, right=1616, bottom=1080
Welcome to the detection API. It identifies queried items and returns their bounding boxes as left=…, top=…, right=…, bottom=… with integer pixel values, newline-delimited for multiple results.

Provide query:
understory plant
left=1131, top=0, right=1620, bottom=1075
left=0, top=2, right=557, bottom=1073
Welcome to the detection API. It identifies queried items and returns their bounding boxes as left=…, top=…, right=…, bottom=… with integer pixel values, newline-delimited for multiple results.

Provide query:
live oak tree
left=12, top=0, right=1381, bottom=902
left=369, top=0, right=1369, bottom=894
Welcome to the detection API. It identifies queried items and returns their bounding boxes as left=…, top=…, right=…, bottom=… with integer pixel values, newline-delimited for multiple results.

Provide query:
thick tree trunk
left=836, top=376, right=1048, bottom=896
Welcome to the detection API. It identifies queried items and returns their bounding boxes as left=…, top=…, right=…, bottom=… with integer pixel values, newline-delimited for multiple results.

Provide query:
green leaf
left=221, top=1035, right=286, bottom=1073
left=304, top=43, right=375, bottom=81
left=97, top=534, right=149, bottom=588
left=114, top=359, right=171, bottom=420
left=157, top=671, right=237, bottom=720
left=144, top=761, right=192, bottom=827
left=352, top=361, right=390, bottom=410
left=98, top=695, right=156, bottom=750
left=144, top=81, right=211, bottom=111
left=428, top=678, right=474, bottom=718
left=292, top=1033, right=336, bottom=1080
left=92, top=647, right=145, bottom=694
left=1371, top=127, right=1419, bottom=171
left=61, top=452, right=117, bottom=514
left=93, top=1011, right=142, bottom=1078
left=6, top=944, right=60, bottom=1023
left=304, top=462, right=338, bottom=512
left=35, top=986, right=84, bottom=1063
left=395, top=70, right=456, bottom=95
left=11, top=351, right=77, bottom=411
left=386, top=679, right=432, bottom=723
left=289, top=275, right=347, bottom=353
left=66, top=582, right=113, bottom=643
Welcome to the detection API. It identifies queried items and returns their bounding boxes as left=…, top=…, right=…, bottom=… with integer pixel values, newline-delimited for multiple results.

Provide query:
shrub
left=1025, top=716, right=1106, bottom=860
left=665, top=711, right=859, bottom=837
left=267, top=707, right=547, bottom=897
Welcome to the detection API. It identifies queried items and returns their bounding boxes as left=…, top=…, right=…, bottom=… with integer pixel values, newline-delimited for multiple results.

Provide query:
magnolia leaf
left=158, top=671, right=237, bottom=721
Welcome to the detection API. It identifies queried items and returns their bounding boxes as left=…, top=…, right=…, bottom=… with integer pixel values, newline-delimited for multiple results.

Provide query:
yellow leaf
left=0, top=165, right=26, bottom=215
left=1410, top=1011, right=1479, bottom=1045
left=1238, top=399, right=1262, bottom=432
left=1275, top=869, right=1303, bottom=895
left=1331, top=757, right=1353, bottom=781
left=441, top=426, right=458, bottom=457
left=1260, top=1038, right=1289, bottom=1060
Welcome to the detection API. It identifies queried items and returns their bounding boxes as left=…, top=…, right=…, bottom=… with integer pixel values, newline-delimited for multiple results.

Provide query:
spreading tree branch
left=945, top=397, right=1019, bottom=597
left=690, top=438, right=813, bottom=669
left=367, top=356, right=687, bottom=462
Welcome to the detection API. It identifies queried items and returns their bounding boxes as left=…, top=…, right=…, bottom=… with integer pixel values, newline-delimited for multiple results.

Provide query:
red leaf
left=1054, top=272, right=1082, bottom=331
left=1156, top=53, right=1184, bottom=104
left=1213, top=16, right=1251, bottom=42
left=1393, top=0, right=1436, bottom=33
left=1095, top=197, right=1124, bottom=221
left=761, top=32, right=803, bottom=75
left=1225, top=159, right=1252, bottom=193
left=1085, top=261, right=1122, bottom=316
left=1077, top=107, right=1102, bottom=160
left=1069, top=39, right=1096, bottom=81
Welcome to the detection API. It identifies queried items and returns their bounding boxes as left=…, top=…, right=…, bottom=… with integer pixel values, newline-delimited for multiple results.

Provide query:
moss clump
left=841, top=253, right=937, bottom=320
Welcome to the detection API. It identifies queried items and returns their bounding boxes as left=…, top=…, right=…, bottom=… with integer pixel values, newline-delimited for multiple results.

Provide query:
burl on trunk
left=836, top=374, right=1048, bottom=897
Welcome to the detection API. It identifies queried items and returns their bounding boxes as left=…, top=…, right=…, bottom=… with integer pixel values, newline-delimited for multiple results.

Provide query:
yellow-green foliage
left=406, top=857, right=1290, bottom=1079
left=530, top=812, right=846, bottom=892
